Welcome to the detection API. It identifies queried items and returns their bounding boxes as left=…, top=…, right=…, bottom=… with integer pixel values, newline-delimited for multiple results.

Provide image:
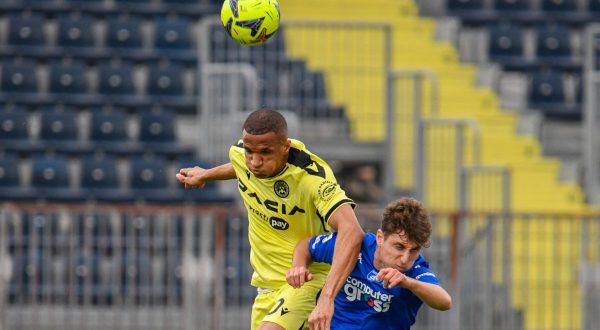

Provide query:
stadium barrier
left=1, top=202, right=599, bottom=330
left=583, top=24, right=600, bottom=204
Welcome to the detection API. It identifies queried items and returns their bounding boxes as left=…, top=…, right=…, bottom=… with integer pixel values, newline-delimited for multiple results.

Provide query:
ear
left=376, top=229, right=384, bottom=246
left=283, top=138, right=291, bottom=152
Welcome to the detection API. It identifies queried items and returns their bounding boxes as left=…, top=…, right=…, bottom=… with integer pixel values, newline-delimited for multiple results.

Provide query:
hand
left=286, top=266, right=313, bottom=288
left=176, top=167, right=207, bottom=189
left=308, top=298, right=334, bottom=330
left=376, top=268, right=407, bottom=289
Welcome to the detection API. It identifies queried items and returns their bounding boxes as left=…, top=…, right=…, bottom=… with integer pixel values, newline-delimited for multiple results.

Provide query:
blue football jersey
left=308, top=232, right=440, bottom=329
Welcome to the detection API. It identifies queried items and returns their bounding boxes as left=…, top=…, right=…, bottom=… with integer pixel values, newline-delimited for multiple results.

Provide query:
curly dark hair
left=381, top=197, right=432, bottom=248
left=242, top=107, right=288, bottom=140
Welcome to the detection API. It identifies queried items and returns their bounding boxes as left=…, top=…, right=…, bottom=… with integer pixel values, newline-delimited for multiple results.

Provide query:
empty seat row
left=447, top=0, right=600, bottom=25
left=488, top=22, right=582, bottom=71
left=0, top=13, right=196, bottom=63
left=0, top=109, right=195, bottom=157
left=0, top=60, right=196, bottom=111
left=0, top=0, right=221, bottom=21
left=0, top=154, right=231, bottom=203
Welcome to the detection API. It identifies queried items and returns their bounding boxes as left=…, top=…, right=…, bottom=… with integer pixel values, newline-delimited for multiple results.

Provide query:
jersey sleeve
left=308, top=232, right=338, bottom=264
left=305, top=173, right=355, bottom=224
left=410, top=265, right=440, bottom=286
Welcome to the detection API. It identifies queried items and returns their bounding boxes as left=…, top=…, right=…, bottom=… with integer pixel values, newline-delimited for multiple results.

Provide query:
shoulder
left=287, top=139, right=330, bottom=180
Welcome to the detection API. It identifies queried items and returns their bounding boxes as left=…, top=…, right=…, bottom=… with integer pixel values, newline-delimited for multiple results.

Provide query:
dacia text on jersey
left=239, top=179, right=305, bottom=231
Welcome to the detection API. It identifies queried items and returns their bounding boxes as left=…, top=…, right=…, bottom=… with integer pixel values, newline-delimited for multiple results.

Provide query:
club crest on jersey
left=274, top=180, right=289, bottom=198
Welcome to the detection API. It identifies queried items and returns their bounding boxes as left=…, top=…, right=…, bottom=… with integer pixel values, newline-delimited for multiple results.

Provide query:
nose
left=398, top=252, right=410, bottom=265
left=250, top=155, right=262, bottom=168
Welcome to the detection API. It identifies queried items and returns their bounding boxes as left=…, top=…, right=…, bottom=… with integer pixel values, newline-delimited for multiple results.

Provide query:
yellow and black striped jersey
left=229, top=138, right=355, bottom=289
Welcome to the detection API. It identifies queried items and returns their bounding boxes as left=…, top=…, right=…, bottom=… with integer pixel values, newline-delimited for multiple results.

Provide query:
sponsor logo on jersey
left=274, top=180, right=289, bottom=198
left=318, top=180, right=337, bottom=202
left=343, top=276, right=393, bottom=313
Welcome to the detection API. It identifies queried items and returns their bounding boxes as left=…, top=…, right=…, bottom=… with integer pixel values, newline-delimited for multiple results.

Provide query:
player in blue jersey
left=287, top=197, right=452, bottom=329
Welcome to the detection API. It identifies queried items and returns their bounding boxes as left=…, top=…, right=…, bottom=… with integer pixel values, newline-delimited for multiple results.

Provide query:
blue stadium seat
left=0, top=109, right=41, bottom=155
left=153, top=17, right=195, bottom=64
left=535, top=24, right=579, bottom=70
left=90, top=110, right=143, bottom=156
left=105, top=15, right=153, bottom=61
left=147, top=62, right=195, bottom=113
left=80, top=155, right=132, bottom=202
left=0, top=60, right=46, bottom=105
left=138, top=111, right=195, bottom=159
left=48, top=61, right=98, bottom=106
left=540, top=0, right=585, bottom=23
left=129, top=156, right=181, bottom=202
left=446, top=0, right=495, bottom=25
left=57, top=14, right=109, bottom=60
left=493, top=0, right=541, bottom=22
left=98, top=62, right=150, bottom=108
left=0, top=154, right=34, bottom=200
left=541, top=0, right=576, bottom=12
left=39, top=110, right=92, bottom=155
left=30, top=156, right=83, bottom=201
left=7, top=13, right=45, bottom=46
left=488, top=23, right=531, bottom=70
left=528, top=69, right=581, bottom=119
left=57, top=14, right=94, bottom=48
left=76, top=213, right=115, bottom=256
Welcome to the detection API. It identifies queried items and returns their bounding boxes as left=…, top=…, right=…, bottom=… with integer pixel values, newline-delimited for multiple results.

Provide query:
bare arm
left=377, top=268, right=452, bottom=311
left=309, top=203, right=364, bottom=330
left=176, top=163, right=236, bottom=189
left=286, top=237, right=314, bottom=288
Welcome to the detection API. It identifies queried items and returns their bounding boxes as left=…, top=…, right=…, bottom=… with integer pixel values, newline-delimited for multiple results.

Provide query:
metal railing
left=2, top=202, right=599, bottom=330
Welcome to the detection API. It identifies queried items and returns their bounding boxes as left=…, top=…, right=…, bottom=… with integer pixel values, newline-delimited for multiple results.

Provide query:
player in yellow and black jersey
left=176, top=108, right=364, bottom=330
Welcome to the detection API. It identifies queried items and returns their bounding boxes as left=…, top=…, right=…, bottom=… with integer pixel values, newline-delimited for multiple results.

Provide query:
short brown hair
left=381, top=197, right=431, bottom=248
left=243, top=108, right=288, bottom=139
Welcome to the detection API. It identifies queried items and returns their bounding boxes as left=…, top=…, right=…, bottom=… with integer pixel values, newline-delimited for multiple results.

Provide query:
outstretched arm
left=377, top=268, right=452, bottom=311
left=309, top=204, right=364, bottom=330
left=286, top=237, right=314, bottom=288
left=176, top=163, right=236, bottom=189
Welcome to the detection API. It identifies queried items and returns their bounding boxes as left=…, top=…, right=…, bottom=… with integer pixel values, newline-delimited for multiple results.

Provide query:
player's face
left=375, top=229, right=421, bottom=273
left=242, top=130, right=290, bottom=178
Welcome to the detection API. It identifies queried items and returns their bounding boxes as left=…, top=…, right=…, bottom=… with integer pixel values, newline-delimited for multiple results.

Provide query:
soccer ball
left=220, top=0, right=281, bottom=46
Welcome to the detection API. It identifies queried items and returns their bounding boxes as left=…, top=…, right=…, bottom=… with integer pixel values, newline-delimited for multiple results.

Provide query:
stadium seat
left=147, top=62, right=195, bottom=112
left=493, top=0, right=541, bottom=22
left=0, top=60, right=46, bottom=105
left=0, top=154, right=34, bottom=200
left=153, top=17, right=195, bottom=64
left=90, top=110, right=143, bottom=156
left=48, top=61, right=99, bottom=106
left=105, top=15, right=153, bottom=61
left=540, top=0, right=585, bottom=23
left=446, top=0, right=495, bottom=25
left=98, top=62, right=150, bottom=108
left=488, top=22, right=530, bottom=70
left=80, top=155, right=132, bottom=202
left=56, top=14, right=109, bottom=60
left=39, top=110, right=92, bottom=155
left=4, top=13, right=49, bottom=57
left=30, top=156, right=82, bottom=201
left=535, top=24, right=579, bottom=70
left=0, top=108, right=41, bottom=155
left=138, top=111, right=195, bottom=159
left=76, top=213, right=115, bottom=255
left=528, top=69, right=581, bottom=119
left=129, top=156, right=181, bottom=202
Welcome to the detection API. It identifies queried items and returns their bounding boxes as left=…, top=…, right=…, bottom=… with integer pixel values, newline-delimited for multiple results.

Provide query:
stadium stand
left=280, top=1, right=593, bottom=329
